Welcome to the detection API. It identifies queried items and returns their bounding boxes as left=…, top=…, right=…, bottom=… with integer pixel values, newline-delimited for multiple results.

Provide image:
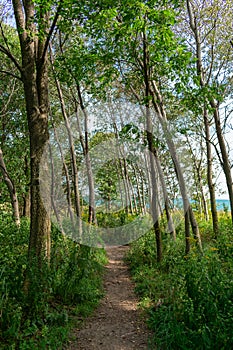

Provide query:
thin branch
left=0, top=69, right=22, bottom=81
left=0, top=22, right=11, bottom=52
left=40, top=2, right=63, bottom=67
left=0, top=44, right=22, bottom=74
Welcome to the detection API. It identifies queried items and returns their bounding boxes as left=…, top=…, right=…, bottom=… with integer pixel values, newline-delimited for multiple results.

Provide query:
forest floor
left=66, top=245, right=153, bottom=350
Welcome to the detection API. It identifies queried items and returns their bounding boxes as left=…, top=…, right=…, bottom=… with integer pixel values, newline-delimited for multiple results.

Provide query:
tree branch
left=40, top=2, right=63, bottom=67
left=0, top=44, right=23, bottom=75
left=0, top=69, right=22, bottom=81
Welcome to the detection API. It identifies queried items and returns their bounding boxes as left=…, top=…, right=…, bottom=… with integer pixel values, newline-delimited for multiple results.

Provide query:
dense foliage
left=0, top=210, right=107, bottom=349
left=126, top=216, right=233, bottom=349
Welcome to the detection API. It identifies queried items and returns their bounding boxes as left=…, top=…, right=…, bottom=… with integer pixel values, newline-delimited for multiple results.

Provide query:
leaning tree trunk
left=0, top=147, right=20, bottom=226
left=150, top=80, right=202, bottom=253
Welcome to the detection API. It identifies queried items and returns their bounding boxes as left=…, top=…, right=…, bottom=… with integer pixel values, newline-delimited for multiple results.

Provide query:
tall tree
left=0, top=0, right=62, bottom=268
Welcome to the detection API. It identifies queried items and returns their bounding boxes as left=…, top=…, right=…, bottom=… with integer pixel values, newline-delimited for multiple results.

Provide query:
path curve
left=66, top=245, right=152, bottom=350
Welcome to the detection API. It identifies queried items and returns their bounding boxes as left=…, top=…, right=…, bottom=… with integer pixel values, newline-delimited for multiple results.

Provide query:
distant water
left=216, top=199, right=230, bottom=211
left=173, top=198, right=231, bottom=211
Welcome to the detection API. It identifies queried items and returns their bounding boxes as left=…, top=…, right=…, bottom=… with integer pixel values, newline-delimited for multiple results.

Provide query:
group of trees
left=1, top=0, right=233, bottom=273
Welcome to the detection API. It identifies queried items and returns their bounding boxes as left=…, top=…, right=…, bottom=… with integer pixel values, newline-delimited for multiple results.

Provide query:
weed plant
left=126, top=218, right=233, bottom=350
left=0, top=213, right=107, bottom=349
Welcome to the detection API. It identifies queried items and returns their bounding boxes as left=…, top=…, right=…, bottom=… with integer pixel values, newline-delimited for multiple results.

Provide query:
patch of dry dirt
left=66, top=245, right=153, bottom=350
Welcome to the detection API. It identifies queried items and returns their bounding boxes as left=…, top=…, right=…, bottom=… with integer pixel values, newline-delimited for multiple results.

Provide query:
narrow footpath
left=66, top=245, right=152, bottom=350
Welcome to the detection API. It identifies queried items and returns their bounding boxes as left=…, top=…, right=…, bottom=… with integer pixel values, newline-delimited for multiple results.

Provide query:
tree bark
left=22, top=155, right=30, bottom=217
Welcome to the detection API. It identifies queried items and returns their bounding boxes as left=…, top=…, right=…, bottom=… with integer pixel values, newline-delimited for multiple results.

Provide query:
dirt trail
left=66, top=245, right=152, bottom=350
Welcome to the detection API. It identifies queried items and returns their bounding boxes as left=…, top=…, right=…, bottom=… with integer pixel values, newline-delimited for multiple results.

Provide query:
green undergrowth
left=126, top=217, right=233, bottom=350
left=0, top=213, right=107, bottom=350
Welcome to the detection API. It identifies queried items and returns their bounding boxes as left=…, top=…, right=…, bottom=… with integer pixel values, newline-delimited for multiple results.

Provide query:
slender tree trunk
left=53, top=124, right=75, bottom=226
left=185, top=211, right=191, bottom=254
left=146, top=125, right=162, bottom=261
left=154, top=148, right=176, bottom=239
left=0, top=147, right=20, bottom=226
left=129, top=173, right=138, bottom=214
left=22, top=192, right=30, bottom=217
left=112, top=122, right=131, bottom=213
left=150, top=80, right=202, bottom=252
left=50, top=55, right=82, bottom=237
left=116, top=159, right=125, bottom=210
left=143, top=30, right=162, bottom=262
left=211, top=102, right=233, bottom=223
left=122, top=157, right=134, bottom=214
left=48, top=142, right=65, bottom=235
left=138, top=165, right=147, bottom=214
left=132, top=164, right=144, bottom=214
left=185, top=135, right=209, bottom=220
left=204, top=106, right=219, bottom=235
left=75, top=86, right=96, bottom=224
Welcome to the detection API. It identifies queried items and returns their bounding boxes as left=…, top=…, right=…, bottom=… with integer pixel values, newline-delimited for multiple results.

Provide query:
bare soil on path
left=66, top=245, right=153, bottom=350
